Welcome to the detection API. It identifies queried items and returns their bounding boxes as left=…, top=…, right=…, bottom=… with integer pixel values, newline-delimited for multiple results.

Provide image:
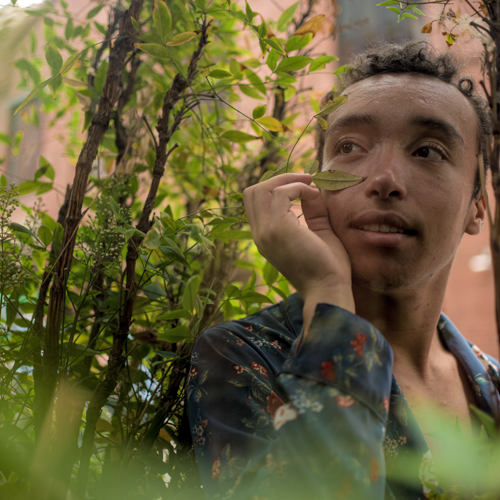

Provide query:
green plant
left=0, top=0, right=340, bottom=497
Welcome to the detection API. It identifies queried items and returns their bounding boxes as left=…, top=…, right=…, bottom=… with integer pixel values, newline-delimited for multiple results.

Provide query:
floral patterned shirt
left=187, top=294, right=500, bottom=499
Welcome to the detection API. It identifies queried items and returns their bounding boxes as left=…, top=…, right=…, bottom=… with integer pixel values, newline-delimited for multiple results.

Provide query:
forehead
left=328, top=73, right=478, bottom=142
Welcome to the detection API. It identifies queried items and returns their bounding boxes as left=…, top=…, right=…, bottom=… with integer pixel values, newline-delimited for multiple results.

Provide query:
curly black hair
left=316, top=41, right=492, bottom=198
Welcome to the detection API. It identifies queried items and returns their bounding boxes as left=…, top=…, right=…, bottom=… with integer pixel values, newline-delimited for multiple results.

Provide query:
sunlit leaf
left=153, top=0, right=172, bottom=43
left=264, top=37, right=285, bottom=54
left=292, top=14, right=326, bottom=37
left=277, top=2, right=298, bottom=32
left=221, top=130, right=260, bottom=143
left=317, top=95, right=347, bottom=116
left=312, top=170, right=364, bottom=191
left=209, top=69, right=233, bottom=78
left=285, top=33, right=313, bottom=53
left=135, top=42, right=171, bottom=60
left=256, top=116, right=284, bottom=132
left=315, top=115, right=328, bottom=130
left=309, top=55, right=337, bottom=72
left=276, top=55, right=312, bottom=72
left=166, top=31, right=197, bottom=46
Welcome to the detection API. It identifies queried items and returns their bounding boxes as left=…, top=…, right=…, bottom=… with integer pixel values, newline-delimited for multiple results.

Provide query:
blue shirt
left=187, top=294, right=500, bottom=499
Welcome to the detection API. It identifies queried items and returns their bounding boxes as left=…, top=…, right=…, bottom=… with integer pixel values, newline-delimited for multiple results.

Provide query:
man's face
left=321, top=73, right=484, bottom=292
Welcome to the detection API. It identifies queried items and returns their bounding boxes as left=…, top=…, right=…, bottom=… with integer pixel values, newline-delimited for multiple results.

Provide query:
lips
left=350, top=212, right=417, bottom=236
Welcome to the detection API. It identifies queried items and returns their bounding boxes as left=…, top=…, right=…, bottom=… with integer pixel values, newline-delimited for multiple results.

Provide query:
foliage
left=0, top=0, right=342, bottom=497
left=376, top=0, right=426, bottom=22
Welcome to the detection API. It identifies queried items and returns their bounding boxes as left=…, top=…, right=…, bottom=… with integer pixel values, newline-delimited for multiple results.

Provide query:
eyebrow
left=326, top=114, right=376, bottom=138
left=410, top=116, right=464, bottom=145
left=326, top=113, right=465, bottom=146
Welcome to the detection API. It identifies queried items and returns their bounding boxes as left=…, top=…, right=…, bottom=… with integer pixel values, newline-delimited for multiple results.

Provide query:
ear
left=465, top=196, right=486, bottom=235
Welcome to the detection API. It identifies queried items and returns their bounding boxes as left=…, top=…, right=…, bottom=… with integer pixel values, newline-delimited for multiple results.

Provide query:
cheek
left=321, top=191, right=352, bottom=231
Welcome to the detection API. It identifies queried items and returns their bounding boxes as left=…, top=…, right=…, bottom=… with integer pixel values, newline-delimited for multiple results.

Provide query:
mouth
left=357, top=224, right=416, bottom=235
left=349, top=212, right=418, bottom=244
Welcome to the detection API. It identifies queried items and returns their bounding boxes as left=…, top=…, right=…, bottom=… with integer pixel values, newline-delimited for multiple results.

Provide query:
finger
left=300, top=189, right=332, bottom=232
left=247, top=182, right=318, bottom=246
left=244, top=173, right=312, bottom=227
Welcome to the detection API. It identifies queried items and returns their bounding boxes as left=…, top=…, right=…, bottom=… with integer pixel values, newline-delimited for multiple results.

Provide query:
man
left=187, top=42, right=500, bottom=499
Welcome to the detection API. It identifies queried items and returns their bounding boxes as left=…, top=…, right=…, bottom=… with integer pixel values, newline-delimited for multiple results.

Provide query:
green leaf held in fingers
left=312, top=170, right=364, bottom=191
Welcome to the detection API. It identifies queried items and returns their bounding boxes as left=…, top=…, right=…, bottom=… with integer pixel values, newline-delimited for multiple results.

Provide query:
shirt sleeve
left=187, top=302, right=394, bottom=499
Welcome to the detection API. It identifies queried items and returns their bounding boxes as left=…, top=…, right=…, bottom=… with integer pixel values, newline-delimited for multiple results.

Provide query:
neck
left=353, top=276, right=448, bottom=376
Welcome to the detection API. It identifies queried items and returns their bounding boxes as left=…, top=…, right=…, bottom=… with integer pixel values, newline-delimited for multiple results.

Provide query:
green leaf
left=264, top=37, right=285, bottom=55
left=252, top=105, right=266, bottom=119
left=470, top=406, right=496, bottom=437
left=276, top=55, right=312, bottom=72
left=15, top=180, right=39, bottom=196
left=229, top=58, right=243, bottom=78
left=260, top=162, right=290, bottom=181
left=143, top=283, right=166, bottom=300
left=312, top=170, right=364, bottom=191
left=45, top=45, right=63, bottom=75
left=166, top=31, right=197, bottom=46
left=36, top=157, right=55, bottom=181
left=86, top=3, right=105, bottom=18
left=334, top=64, right=351, bottom=75
left=315, top=115, right=328, bottom=130
left=208, top=69, right=233, bottom=79
left=266, top=49, right=280, bottom=72
left=153, top=0, right=172, bottom=43
left=157, top=309, right=190, bottom=321
left=135, top=42, right=171, bottom=60
left=309, top=55, right=337, bottom=72
left=9, top=222, right=35, bottom=238
left=239, top=83, right=265, bottom=100
left=240, top=291, right=272, bottom=304
left=221, top=130, right=260, bottom=143
left=15, top=58, right=41, bottom=85
left=277, top=2, right=299, bottom=32
left=0, top=133, right=11, bottom=146
left=400, top=12, right=417, bottom=20
left=38, top=224, right=53, bottom=246
left=376, top=0, right=398, bottom=5
left=317, top=95, right=347, bottom=116
left=387, top=6, right=401, bottom=14
left=285, top=33, right=312, bottom=52
left=245, top=0, right=256, bottom=22
left=60, top=49, right=86, bottom=75
left=14, top=76, right=55, bottom=115
left=159, top=325, right=192, bottom=342
left=263, top=261, right=279, bottom=285
left=6, top=294, right=19, bottom=329
left=214, top=230, right=252, bottom=242
left=244, top=68, right=266, bottom=95
left=255, top=116, right=284, bottom=132
left=182, top=275, right=202, bottom=313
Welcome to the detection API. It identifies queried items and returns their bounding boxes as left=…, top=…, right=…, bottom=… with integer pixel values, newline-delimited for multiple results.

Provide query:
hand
left=243, top=173, right=355, bottom=328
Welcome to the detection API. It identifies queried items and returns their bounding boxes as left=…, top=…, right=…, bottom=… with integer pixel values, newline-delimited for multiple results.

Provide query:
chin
left=352, top=268, right=413, bottom=292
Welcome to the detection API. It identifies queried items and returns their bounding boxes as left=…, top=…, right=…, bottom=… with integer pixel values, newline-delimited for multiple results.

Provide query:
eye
left=335, top=141, right=363, bottom=155
left=412, top=144, right=447, bottom=161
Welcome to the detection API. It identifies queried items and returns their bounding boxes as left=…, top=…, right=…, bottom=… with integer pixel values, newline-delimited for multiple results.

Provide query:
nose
left=363, top=149, right=407, bottom=200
